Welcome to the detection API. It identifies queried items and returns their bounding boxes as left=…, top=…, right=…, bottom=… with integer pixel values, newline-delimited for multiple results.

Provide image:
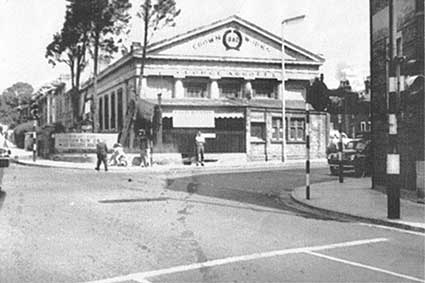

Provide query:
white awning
left=161, top=111, right=244, bottom=119
left=214, top=112, right=244, bottom=119
left=162, top=111, right=173, bottom=118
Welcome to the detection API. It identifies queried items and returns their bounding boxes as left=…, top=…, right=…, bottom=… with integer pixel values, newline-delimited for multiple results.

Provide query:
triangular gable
left=143, top=15, right=324, bottom=64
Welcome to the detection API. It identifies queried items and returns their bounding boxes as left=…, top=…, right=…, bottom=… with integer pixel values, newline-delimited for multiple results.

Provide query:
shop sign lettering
left=55, top=133, right=118, bottom=152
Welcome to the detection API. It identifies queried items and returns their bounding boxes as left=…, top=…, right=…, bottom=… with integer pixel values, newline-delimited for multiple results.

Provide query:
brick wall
left=247, top=109, right=328, bottom=161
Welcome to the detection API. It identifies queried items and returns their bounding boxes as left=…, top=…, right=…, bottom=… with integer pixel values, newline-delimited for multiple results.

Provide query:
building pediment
left=143, top=15, right=323, bottom=64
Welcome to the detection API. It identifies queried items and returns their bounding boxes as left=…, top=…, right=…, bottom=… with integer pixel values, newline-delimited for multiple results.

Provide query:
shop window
left=250, top=122, right=265, bottom=142
left=184, top=82, right=207, bottom=98
left=253, top=81, right=275, bottom=99
left=104, top=95, right=109, bottom=130
left=163, top=117, right=172, bottom=129
left=287, top=117, right=305, bottom=142
left=219, top=83, right=240, bottom=99
left=111, top=91, right=116, bottom=129
left=117, top=88, right=123, bottom=130
left=215, top=118, right=244, bottom=130
left=272, top=117, right=283, bottom=141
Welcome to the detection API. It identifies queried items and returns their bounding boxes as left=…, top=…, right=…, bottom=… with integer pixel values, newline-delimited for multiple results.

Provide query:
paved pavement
left=291, top=178, right=425, bottom=233
left=8, top=146, right=425, bottom=233
left=9, top=146, right=327, bottom=175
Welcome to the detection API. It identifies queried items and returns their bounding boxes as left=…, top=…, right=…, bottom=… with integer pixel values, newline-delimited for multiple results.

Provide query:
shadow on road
left=164, top=170, right=346, bottom=222
left=98, top=195, right=304, bottom=217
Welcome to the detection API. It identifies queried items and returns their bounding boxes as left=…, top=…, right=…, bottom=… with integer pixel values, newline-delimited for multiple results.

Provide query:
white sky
left=0, top=0, right=370, bottom=92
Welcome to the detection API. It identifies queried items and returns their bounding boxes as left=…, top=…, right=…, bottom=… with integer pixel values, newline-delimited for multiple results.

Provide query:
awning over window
left=215, top=112, right=244, bottom=119
left=161, top=111, right=244, bottom=119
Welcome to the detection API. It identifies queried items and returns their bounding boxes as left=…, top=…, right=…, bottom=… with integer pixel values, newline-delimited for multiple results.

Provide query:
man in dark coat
left=95, top=139, right=108, bottom=171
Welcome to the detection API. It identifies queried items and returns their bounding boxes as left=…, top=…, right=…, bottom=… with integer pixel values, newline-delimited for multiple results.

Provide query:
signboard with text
left=172, top=110, right=215, bottom=128
left=54, top=133, right=118, bottom=152
left=250, top=111, right=265, bottom=122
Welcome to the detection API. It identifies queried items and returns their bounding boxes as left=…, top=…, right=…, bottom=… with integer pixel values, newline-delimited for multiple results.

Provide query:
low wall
left=54, top=133, right=118, bottom=153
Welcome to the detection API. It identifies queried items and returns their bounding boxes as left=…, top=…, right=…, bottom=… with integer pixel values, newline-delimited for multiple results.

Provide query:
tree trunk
left=77, top=40, right=87, bottom=119
left=120, top=2, right=150, bottom=148
left=91, top=32, right=100, bottom=133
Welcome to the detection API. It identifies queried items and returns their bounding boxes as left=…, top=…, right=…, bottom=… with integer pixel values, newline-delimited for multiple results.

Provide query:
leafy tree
left=47, top=0, right=131, bottom=130
left=46, top=0, right=91, bottom=122
left=120, top=0, right=180, bottom=147
left=0, top=82, right=34, bottom=128
left=84, top=0, right=132, bottom=132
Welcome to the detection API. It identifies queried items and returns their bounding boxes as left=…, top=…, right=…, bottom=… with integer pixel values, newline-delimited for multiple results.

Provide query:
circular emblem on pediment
left=223, top=29, right=242, bottom=50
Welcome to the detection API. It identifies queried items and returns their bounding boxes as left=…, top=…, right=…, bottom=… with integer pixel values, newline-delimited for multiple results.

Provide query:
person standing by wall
left=138, top=129, right=151, bottom=167
left=195, top=130, right=205, bottom=166
left=95, top=139, right=108, bottom=171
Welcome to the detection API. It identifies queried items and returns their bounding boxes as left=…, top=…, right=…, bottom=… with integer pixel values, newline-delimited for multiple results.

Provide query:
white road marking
left=358, top=223, right=425, bottom=237
left=84, top=238, right=388, bottom=283
left=306, top=251, right=425, bottom=283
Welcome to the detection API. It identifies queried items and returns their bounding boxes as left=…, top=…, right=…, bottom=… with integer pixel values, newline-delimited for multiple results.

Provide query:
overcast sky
left=0, top=0, right=370, bottom=92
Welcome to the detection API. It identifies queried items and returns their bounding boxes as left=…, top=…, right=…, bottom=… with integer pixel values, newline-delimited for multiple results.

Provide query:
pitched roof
left=143, top=15, right=324, bottom=63
left=82, top=15, right=324, bottom=90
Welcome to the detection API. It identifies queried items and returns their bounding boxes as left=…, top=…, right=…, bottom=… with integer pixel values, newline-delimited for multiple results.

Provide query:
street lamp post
left=281, top=15, right=306, bottom=163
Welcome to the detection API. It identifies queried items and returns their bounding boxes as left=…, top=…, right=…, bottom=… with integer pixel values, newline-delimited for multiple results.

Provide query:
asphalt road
left=0, top=164, right=423, bottom=283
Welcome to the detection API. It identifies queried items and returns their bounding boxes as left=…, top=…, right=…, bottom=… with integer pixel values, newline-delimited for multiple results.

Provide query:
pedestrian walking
left=95, top=139, right=108, bottom=171
left=195, top=130, right=205, bottom=166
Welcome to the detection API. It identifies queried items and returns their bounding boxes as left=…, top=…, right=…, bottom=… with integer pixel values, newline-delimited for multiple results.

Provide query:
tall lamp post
left=281, top=15, right=306, bottom=163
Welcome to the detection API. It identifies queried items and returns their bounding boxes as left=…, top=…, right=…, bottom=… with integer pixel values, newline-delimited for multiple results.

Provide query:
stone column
left=46, top=93, right=51, bottom=124
left=115, top=91, right=119, bottom=131
left=277, top=82, right=283, bottom=100
left=210, top=79, right=219, bottom=99
left=123, top=80, right=128, bottom=123
left=98, top=97, right=103, bottom=131
left=245, top=108, right=251, bottom=158
left=108, top=93, right=112, bottom=130
left=244, top=80, right=253, bottom=99
left=51, top=96, right=56, bottom=123
left=140, top=77, right=147, bottom=98
left=174, top=77, right=184, bottom=98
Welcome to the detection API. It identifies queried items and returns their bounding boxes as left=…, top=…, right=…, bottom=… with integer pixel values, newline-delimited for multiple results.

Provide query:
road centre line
left=84, top=238, right=388, bottom=283
left=305, top=251, right=424, bottom=282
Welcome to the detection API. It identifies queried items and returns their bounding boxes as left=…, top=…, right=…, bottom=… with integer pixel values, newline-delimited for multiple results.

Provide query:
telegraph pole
left=281, top=15, right=306, bottom=163
left=305, top=100, right=310, bottom=199
left=32, top=117, right=37, bottom=162
left=338, top=113, right=344, bottom=183
left=387, top=0, right=400, bottom=219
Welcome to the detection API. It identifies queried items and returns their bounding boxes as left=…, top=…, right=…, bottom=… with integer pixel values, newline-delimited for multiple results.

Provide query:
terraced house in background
left=80, top=15, right=329, bottom=163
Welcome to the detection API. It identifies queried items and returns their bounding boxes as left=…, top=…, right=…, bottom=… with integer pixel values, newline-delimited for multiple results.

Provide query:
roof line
left=81, top=15, right=324, bottom=90
left=146, top=14, right=324, bottom=62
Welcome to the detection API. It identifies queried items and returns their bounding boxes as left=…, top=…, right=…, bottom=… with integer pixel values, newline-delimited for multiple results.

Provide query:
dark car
left=327, top=139, right=371, bottom=177
left=0, top=147, right=11, bottom=168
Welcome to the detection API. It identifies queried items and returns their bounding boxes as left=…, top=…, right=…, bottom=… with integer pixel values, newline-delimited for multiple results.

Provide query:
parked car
left=0, top=147, right=11, bottom=168
left=327, top=139, right=371, bottom=177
